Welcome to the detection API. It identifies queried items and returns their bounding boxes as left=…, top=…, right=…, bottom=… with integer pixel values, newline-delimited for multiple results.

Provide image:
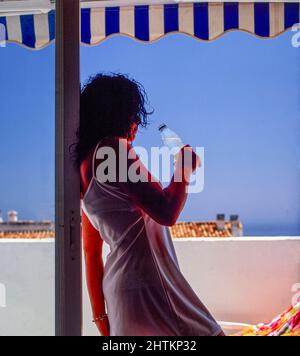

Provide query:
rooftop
left=0, top=210, right=54, bottom=237
left=0, top=211, right=243, bottom=239
left=170, top=221, right=243, bottom=238
left=0, top=230, right=54, bottom=239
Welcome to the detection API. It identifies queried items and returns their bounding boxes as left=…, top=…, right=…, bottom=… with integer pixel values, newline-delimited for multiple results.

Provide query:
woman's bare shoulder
left=98, top=136, right=133, bottom=156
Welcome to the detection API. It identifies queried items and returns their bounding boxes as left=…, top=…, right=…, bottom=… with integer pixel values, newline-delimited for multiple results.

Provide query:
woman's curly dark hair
left=74, top=73, right=152, bottom=166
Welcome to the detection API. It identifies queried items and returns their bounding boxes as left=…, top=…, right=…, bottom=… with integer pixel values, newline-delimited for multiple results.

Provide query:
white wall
left=173, top=237, right=300, bottom=325
left=0, top=237, right=299, bottom=336
left=0, top=240, right=55, bottom=336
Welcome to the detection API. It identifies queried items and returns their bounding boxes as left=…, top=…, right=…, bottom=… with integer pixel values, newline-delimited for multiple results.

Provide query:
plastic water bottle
left=159, top=124, right=184, bottom=155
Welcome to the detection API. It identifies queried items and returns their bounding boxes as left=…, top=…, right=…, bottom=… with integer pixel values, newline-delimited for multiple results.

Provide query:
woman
left=77, top=73, right=223, bottom=336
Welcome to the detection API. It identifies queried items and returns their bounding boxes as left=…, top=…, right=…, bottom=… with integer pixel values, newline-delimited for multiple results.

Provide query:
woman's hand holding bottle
left=175, top=145, right=201, bottom=182
left=158, top=124, right=201, bottom=182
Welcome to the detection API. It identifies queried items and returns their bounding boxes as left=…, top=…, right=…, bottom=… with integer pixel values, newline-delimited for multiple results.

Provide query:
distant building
left=0, top=210, right=54, bottom=239
left=0, top=210, right=243, bottom=240
left=230, top=214, right=242, bottom=237
left=8, top=210, right=18, bottom=223
left=169, top=214, right=243, bottom=238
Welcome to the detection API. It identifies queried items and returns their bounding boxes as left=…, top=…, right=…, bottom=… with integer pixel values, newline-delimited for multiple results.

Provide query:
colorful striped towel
left=234, top=302, right=300, bottom=336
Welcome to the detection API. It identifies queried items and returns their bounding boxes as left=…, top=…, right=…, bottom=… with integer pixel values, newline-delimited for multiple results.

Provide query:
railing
left=0, top=237, right=299, bottom=336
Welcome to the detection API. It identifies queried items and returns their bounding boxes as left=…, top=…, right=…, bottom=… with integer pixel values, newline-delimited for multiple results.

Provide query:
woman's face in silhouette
left=128, top=121, right=139, bottom=143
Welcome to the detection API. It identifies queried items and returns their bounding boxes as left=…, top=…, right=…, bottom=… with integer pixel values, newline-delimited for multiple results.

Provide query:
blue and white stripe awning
left=0, top=2, right=299, bottom=50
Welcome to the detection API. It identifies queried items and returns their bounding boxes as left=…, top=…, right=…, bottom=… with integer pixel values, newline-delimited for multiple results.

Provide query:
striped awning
left=0, top=2, right=299, bottom=50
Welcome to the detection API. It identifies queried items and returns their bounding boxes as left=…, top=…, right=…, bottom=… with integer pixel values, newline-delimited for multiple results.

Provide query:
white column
left=55, top=0, right=82, bottom=336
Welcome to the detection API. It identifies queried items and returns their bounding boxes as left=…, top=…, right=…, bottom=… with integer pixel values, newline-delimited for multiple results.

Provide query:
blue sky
left=0, top=30, right=299, bottom=235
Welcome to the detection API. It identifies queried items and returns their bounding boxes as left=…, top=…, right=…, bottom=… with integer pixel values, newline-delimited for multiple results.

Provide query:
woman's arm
left=82, top=209, right=110, bottom=336
left=128, top=146, right=199, bottom=226
left=96, top=138, right=200, bottom=226
left=122, top=154, right=190, bottom=226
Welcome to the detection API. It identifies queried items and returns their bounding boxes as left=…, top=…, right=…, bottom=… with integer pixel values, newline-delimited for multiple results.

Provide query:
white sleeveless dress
left=82, top=143, right=221, bottom=336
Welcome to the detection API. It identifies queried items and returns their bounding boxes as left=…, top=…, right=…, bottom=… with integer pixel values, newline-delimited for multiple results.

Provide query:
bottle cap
left=158, top=124, right=167, bottom=132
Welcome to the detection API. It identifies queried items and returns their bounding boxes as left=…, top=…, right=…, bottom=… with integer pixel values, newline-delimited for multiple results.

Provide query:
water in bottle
left=158, top=124, right=184, bottom=155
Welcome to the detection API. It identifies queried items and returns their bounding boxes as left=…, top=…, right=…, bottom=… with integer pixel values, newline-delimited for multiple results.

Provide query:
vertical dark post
left=55, top=0, right=81, bottom=336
